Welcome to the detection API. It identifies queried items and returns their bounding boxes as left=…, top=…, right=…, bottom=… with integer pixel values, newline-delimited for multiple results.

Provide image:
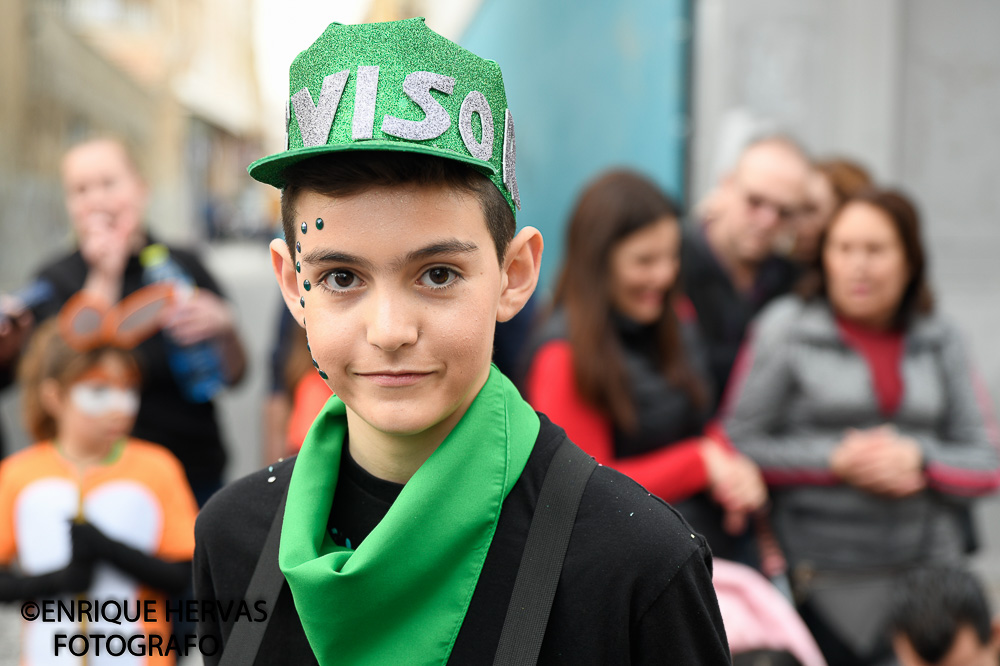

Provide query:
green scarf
left=279, top=365, right=539, bottom=665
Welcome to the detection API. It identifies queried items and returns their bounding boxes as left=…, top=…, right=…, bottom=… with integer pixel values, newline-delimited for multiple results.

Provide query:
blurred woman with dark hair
left=724, top=188, right=1000, bottom=665
left=523, top=170, right=766, bottom=558
left=788, top=157, right=873, bottom=265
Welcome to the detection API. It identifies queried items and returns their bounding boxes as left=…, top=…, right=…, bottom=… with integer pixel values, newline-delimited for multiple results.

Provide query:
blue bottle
left=140, top=244, right=224, bottom=403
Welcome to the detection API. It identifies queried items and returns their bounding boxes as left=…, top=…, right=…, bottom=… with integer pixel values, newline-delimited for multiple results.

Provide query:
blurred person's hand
left=80, top=211, right=135, bottom=304
left=165, top=290, right=236, bottom=346
left=702, top=439, right=768, bottom=534
left=79, top=211, right=133, bottom=278
left=71, top=521, right=117, bottom=564
left=48, top=559, right=94, bottom=595
left=831, top=426, right=925, bottom=497
left=0, top=296, right=33, bottom=365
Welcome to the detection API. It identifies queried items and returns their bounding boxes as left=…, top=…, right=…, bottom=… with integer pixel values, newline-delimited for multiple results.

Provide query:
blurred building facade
left=0, top=0, right=266, bottom=292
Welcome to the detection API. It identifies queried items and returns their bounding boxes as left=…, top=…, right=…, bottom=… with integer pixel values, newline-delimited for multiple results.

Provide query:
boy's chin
left=358, top=410, right=445, bottom=437
left=346, top=399, right=458, bottom=439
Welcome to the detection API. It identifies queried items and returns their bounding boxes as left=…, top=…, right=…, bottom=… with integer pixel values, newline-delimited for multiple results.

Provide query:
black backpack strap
left=218, top=486, right=288, bottom=666
left=493, top=437, right=597, bottom=666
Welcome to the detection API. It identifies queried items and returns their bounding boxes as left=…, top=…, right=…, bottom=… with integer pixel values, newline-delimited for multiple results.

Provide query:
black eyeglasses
left=744, top=192, right=800, bottom=222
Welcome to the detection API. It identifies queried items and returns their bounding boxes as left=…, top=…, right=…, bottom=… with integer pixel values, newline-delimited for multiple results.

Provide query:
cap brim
left=248, top=139, right=497, bottom=189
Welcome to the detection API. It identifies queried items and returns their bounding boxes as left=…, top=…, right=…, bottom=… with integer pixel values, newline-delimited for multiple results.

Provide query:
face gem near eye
left=296, top=261, right=301, bottom=273
left=301, top=221, right=308, bottom=234
left=296, top=241, right=301, bottom=253
left=318, top=370, right=328, bottom=380
left=300, top=297, right=305, bottom=308
left=316, top=218, right=325, bottom=230
left=303, top=279, right=311, bottom=291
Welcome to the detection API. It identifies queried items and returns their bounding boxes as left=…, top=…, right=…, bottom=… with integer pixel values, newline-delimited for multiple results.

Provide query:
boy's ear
left=39, top=378, right=64, bottom=417
left=988, top=617, right=1000, bottom=652
left=497, top=227, right=543, bottom=323
left=270, top=238, right=305, bottom=327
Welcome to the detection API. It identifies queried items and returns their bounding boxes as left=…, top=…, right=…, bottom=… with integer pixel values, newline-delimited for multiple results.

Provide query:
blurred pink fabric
left=714, top=558, right=827, bottom=666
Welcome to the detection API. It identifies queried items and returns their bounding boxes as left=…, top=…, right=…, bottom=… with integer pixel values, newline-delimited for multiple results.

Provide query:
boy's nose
left=365, top=291, right=419, bottom=352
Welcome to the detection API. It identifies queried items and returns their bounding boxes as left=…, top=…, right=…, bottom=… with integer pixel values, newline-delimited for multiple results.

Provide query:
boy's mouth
left=356, top=371, right=433, bottom=388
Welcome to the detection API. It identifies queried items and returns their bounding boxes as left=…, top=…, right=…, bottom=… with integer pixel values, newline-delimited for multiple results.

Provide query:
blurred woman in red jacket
left=523, top=170, right=766, bottom=559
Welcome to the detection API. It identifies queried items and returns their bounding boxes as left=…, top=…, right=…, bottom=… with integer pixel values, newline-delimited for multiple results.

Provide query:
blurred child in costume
left=0, top=296, right=199, bottom=665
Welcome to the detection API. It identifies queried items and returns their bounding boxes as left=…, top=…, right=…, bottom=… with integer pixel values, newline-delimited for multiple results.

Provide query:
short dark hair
left=797, top=187, right=934, bottom=327
left=279, top=152, right=515, bottom=265
left=889, top=566, right=993, bottom=663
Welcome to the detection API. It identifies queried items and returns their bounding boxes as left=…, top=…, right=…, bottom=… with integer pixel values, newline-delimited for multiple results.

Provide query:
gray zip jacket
left=723, top=296, right=1000, bottom=570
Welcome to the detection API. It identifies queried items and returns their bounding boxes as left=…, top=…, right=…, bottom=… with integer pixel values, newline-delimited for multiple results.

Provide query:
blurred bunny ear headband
left=58, top=284, right=174, bottom=352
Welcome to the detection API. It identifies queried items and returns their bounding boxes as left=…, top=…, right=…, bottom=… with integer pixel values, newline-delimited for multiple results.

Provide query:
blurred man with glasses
left=681, top=136, right=811, bottom=408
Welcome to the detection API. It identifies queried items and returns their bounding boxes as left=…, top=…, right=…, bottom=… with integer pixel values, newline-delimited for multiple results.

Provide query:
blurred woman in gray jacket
left=723, top=188, right=1000, bottom=666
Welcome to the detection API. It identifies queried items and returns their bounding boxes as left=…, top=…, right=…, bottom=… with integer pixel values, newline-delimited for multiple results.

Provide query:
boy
left=194, top=18, right=729, bottom=664
left=890, top=566, right=1000, bottom=666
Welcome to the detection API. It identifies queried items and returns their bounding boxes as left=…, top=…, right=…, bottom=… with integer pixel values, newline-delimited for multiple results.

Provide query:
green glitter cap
left=248, top=18, right=519, bottom=215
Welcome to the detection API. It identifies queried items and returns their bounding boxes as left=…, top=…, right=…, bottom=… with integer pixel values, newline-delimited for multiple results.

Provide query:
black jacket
left=679, top=227, right=798, bottom=406
left=194, top=415, right=731, bottom=665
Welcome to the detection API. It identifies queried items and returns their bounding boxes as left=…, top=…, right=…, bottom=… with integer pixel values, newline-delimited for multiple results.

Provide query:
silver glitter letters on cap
left=352, top=66, right=379, bottom=140
left=284, top=98, right=291, bottom=151
left=292, top=70, right=349, bottom=147
left=458, top=91, right=494, bottom=161
left=382, top=71, right=455, bottom=141
left=502, top=109, right=520, bottom=210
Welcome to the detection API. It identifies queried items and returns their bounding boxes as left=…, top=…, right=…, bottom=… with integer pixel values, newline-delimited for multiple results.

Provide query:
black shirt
left=680, top=226, right=799, bottom=407
left=33, top=241, right=228, bottom=485
left=326, top=443, right=402, bottom=550
left=194, top=416, right=731, bottom=665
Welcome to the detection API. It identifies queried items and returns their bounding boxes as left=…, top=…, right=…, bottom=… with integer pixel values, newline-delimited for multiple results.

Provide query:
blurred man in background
left=681, top=136, right=811, bottom=402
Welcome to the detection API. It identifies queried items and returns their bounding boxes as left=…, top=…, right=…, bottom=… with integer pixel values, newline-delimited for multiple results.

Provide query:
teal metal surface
left=462, top=0, right=692, bottom=287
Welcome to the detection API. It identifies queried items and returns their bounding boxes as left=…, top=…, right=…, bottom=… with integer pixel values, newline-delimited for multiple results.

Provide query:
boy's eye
left=419, top=267, right=459, bottom=289
left=324, top=270, right=362, bottom=291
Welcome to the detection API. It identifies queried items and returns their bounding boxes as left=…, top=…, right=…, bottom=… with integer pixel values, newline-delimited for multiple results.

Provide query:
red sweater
left=835, top=316, right=904, bottom=416
left=526, top=340, right=715, bottom=503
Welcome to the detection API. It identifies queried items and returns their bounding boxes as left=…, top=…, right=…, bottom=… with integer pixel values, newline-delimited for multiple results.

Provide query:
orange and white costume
left=0, top=439, right=198, bottom=665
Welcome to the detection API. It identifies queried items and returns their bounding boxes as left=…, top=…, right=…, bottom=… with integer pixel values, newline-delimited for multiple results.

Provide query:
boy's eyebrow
left=301, top=250, right=375, bottom=272
left=398, top=240, right=479, bottom=268
left=302, top=240, right=479, bottom=273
